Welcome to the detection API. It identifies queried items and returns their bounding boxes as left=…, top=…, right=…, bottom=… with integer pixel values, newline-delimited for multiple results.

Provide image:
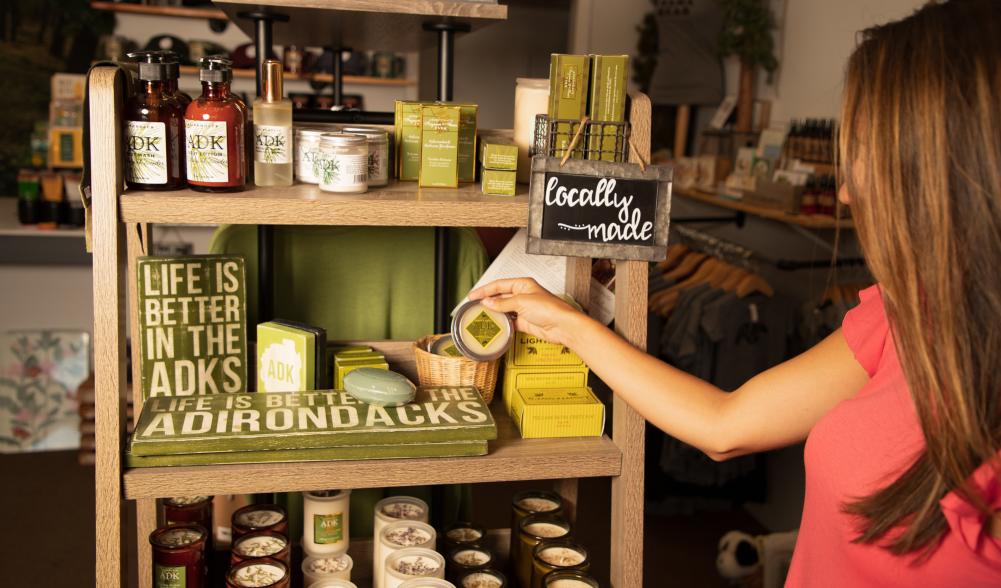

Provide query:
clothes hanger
left=657, top=243, right=690, bottom=272
left=662, top=251, right=708, bottom=282
left=736, top=271, right=774, bottom=298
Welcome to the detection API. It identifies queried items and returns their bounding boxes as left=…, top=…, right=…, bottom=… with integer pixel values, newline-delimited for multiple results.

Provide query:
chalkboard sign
left=527, top=156, right=672, bottom=261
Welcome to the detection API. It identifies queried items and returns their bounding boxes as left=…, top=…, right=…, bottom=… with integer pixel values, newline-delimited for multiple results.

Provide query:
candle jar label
left=314, top=513, right=344, bottom=544
left=126, top=121, right=168, bottom=184
left=154, top=564, right=185, bottom=588
left=255, top=124, right=291, bottom=165
left=465, top=311, right=501, bottom=348
left=185, top=120, right=229, bottom=183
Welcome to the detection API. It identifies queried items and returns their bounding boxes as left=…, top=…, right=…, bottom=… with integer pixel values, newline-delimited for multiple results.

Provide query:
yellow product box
left=502, top=365, right=589, bottom=415
left=510, top=386, right=605, bottom=438
left=334, top=354, right=388, bottom=389
left=49, top=127, right=83, bottom=168
left=506, top=332, right=585, bottom=368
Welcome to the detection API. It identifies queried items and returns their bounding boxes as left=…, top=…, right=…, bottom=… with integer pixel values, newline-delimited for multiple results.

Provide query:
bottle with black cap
left=253, top=58, right=293, bottom=186
left=185, top=55, right=246, bottom=192
left=155, top=50, right=192, bottom=109
left=125, top=50, right=186, bottom=191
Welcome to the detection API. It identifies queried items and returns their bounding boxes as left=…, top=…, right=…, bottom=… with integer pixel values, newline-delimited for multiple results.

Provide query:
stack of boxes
left=480, top=140, right=518, bottom=195
left=331, top=345, right=389, bottom=390
left=394, top=100, right=478, bottom=187
left=548, top=54, right=629, bottom=161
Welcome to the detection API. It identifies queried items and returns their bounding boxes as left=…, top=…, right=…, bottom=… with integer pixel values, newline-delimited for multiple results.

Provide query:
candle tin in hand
left=150, top=524, right=208, bottom=588
left=530, top=541, right=590, bottom=588
left=516, top=514, right=572, bottom=588
left=231, top=504, right=288, bottom=540
left=230, top=530, right=291, bottom=567
left=226, top=557, right=290, bottom=588
left=451, top=300, right=515, bottom=361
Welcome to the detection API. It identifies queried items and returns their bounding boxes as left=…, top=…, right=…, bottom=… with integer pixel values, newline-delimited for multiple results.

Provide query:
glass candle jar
left=302, top=553, right=353, bottom=585
left=311, top=581, right=358, bottom=588
left=162, top=496, right=213, bottom=545
left=515, top=515, right=571, bottom=588
left=385, top=547, right=446, bottom=588
left=343, top=127, right=390, bottom=187
left=542, top=569, right=598, bottom=588
left=459, top=569, right=507, bottom=588
left=530, top=541, right=590, bottom=588
left=150, top=524, right=207, bottom=588
left=294, top=127, right=328, bottom=184
left=376, top=520, right=436, bottom=588
left=443, top=521, right=485, bottom=554
left=302, top=489, right=351, bottom=556
left=373, top=497, right=429, bottom=588
left=510, top=492, right=564, bottom=587
left=230, top=530, right=290, bottom=568
left=226, top=558, right=290, bottom=588
left=232, top=504, right=288, bottom=540
left=399, top=579, right=456, bottom=588
left=319, top=132, right=368, bottom=194
left=513, top=77, right=549, bottom=183
left=446, top=547, right=493, bottom=584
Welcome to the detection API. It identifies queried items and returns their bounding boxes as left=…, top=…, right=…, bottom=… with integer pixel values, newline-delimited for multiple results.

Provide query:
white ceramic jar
left=343, top=126, right=391, bottom=187
left=373, top=497, right=429, bottom=588
left=385, top=548, right=446, bottom=588
left=376, top=520, right=436, bottom=588
left=319, top=133, right=368, bottom=193
left=302, top=489, right=351, bottom=556
left=294, top=127, right=327, bottom=184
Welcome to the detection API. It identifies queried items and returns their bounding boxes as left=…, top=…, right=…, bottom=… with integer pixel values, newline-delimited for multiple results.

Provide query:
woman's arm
left=471, top=278, right=869, bottom=460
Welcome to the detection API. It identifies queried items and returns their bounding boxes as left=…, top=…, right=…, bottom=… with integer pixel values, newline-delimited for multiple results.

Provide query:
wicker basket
left=414, top=334, right=499, bottom=404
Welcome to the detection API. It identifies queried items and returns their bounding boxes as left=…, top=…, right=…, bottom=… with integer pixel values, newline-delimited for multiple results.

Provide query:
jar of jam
left=515, top=514, right=571, bottom=588
left=230, top=530, right=291, bottom=567
left=150, top=524, right=207, bottom=588
left=509, top=490, right=563, bottom=584
left=231, top=504, right=288, bottom=540
left=226, top=558, right=290, bottom=588
left=530, top=540, right=590, bottom=588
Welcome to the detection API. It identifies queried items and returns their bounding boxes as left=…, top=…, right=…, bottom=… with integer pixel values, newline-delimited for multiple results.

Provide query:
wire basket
left=533, top=114, right=631, bottom=162
left=414, top=334, right=499, bottom=404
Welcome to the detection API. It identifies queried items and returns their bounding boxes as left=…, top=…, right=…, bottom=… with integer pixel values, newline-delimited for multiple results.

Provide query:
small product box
left=457, top=104, right=479, bottom=182
left=502, top=366, right=589, bottom=415
left=510, top=386, right=605, bottom=438
left=548, top=54, right=591, bottom=158
left=257, top=320, right=327, bottom=392
left=395, top=100, right=426, bottom=181
left=480, top=140, right=519, bottom=171
left=506, top=332, right=585, bottom=368
left=587, top=54, right=629, bottom=161
left=419, top=104, right=461, bottom=188
left=481, top=169, right=517, bottom=196
left=48, top=127, right=83, bottom=168
left=333, top=353, right=388, bottom=389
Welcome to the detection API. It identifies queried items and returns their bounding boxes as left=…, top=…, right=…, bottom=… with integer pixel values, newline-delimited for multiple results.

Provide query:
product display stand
left=89, top=5, right=650, bottom=587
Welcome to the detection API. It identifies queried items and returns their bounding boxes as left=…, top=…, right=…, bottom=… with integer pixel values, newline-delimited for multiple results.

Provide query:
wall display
left=527, top=157, right=672, bottom=261
left=136, top=255, right=248, bottom=401
left=450, top=300, right=515, bottom=362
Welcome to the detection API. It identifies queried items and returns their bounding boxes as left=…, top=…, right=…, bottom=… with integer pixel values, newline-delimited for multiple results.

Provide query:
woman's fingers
left=469, top=277, right=542, bottom=300
left=480, top=294, right=521, bottom=314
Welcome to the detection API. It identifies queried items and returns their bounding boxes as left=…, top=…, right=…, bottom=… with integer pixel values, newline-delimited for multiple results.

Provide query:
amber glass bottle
left=185, top=55, right=246, bottom=191
left=124, top=51, right=186, bottom=190
left=161, top=53, right=192, bottom=109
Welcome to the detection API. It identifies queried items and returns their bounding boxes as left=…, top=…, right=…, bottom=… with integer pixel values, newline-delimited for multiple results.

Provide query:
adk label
left=255, top=125, right=291, bottom=164
left=154, top=564, right=185, bottom=588
left=259, top=338, right=302, bottom=392
left=185, top=120, right=229, bottom=183
left=126, top=121, right=168, bottom=184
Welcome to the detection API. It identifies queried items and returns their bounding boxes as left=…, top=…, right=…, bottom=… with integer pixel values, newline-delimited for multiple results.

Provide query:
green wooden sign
left=130, top=386, right=497, bottom=457
left=136, top=255, right=248, bottom=402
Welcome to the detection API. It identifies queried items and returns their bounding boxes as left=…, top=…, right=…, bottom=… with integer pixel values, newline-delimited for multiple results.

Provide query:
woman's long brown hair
left=839, top=0, right=1001, bottom=555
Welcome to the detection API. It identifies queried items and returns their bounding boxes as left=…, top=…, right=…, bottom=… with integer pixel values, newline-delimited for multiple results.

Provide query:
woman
left=470, top=1, right=1001, bottom=584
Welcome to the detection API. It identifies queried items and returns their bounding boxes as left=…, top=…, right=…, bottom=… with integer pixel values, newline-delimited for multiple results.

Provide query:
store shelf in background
left=121, top=180, right=529, bottom=226
left=122, top=403, right=621, bottom=499
left=177, top=65, right=414, bottom=86
left=675, top=187, right=854, bottom=230
left=216, top=0, right=507, bottom=50
left=89, top=1, right=227, bottom=20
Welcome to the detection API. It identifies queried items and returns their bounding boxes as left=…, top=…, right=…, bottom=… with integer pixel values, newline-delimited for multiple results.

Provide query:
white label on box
left=126, top=121, right=168, bottom=184
left=254, top=124, right=291, bottom=164
left=185, top=120, right=229, bottom=183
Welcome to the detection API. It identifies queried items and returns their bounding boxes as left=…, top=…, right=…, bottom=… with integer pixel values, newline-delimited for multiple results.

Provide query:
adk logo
left=259, top=339, right=301, bottom=392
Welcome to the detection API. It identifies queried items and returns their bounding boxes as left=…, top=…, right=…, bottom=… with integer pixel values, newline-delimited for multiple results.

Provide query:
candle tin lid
left=150, top=524, right=207, bottom=549
left=451, top=300, right=515, bottom=362
left=227, top=557, right=289, bottom=587
left=321, top=132, right=367, bottom=148
left=542, top=569, right=598, bottom=588
left=460, top=569, right=507, bottom=588
left=343, top=126, right=389, bottom=143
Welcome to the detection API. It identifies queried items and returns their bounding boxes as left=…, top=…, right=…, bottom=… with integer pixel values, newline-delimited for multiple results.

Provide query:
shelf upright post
left=332, top=46, right=344, bottom=106
left=239, top=10, right=289, bottom=325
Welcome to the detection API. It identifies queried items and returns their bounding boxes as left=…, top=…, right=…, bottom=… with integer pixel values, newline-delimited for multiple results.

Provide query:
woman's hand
left=468, top=278, right=583, bottom=347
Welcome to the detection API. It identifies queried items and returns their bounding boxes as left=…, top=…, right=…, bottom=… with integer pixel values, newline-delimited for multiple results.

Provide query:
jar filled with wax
left=150, top=524, right=207, bottom=588
left=312, top=581, right=359, bottom=588
left=399, top=579, right=456, bottom=588
left=253, top=59, right=293, bottom=187
left=443, top=521, right=485, bottom=554
left=446, top=547, right=493, bottom=584
left=302, top=553, right=353, bottom=585
left=460, top=569, right=507, bottom=588
left=343, top=126, right=390, bottom=187
left=451, top=300, right=515, bottom=362
left=124, top=51, right=186, bottom=191
left=377, top=520, right=437, bottom=588
left=162, top=496, right=213, bottom=549
left=530, top=541, right=590, bottom=588
left=319, top=133, right=368, bottom=193
left=385, top=547, right=446, bottom=588
left=373, top=496, right=429, bottom=588
left=294, top=127, right=328, bottom=184
left=226, top=558, right=290, bottom=588
left=185, top=55, right=246, bottom=191
left=232, top=504, right=288, bottom=540
left=230, top=530, right=291, bottom=567
left=509, top=491, right=564, bottom=585
left=302, top=489, right=351, bottom=555
left=542, top=569, right=598, bottom=588
left=515, top=514, right=571, bottom=588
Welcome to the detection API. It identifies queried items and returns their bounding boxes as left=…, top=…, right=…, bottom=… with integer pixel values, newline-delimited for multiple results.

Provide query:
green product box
left=457, top=105, right=478, bottom=182
left=587, top=54, right=629, bottom=161
left=548, top=54, right=591, bottom=158
left=511, top=386, right=605, bottom=439
left=257, top=321, right=316, bottom=393
left=481, top=168, right=517, bottom=196
left=395, top=100, right=426, bottom=181
left=419, top=104, right=461, bottom=188
left=480, top=140, right=518, bottom=171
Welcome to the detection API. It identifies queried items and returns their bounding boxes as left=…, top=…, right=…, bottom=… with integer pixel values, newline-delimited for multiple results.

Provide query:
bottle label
left=466, top=311, right=502, bottom=349
left=185, top=119, right=229, bottom=183
left=255, top=124, right=291, bottom=165
left=314, top=512, right=343, bottom=544
left=320, top=153, right=368, bottom=189
left=126, top=121, right=168, bottom=184
left=154, top=564, right=185, bottom=588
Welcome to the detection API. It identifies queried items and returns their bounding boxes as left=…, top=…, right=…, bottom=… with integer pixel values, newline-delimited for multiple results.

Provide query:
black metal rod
left=293, top=110, right=395, bottom=125
left=252, top=17, right=273, bottom=95
left=673, top=212, right=746, bottom=227
left=775, top=257, right=866, bottom=271
left=437, top=27, right=454, bottom=101
left=332, top=47, right=344, bottom=107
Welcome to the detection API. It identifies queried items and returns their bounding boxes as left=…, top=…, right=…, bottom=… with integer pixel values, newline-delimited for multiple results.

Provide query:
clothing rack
left=671, top=225, right=866, bottom=272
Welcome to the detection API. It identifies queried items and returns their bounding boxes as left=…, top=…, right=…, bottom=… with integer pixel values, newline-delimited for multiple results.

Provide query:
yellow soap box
left=510, top=386, right=605, bottom=438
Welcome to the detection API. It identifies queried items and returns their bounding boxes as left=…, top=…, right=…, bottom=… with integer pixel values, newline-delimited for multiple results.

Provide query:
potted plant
left=719, top=0, right=779, bottom=132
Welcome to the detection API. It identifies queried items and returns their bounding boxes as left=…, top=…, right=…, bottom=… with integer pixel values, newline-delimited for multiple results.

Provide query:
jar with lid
left=343, top=126, right=390, bottom=187
left=446, top=546, right=493, bottom=584
left=460, top=569, right=507, bottom=588
left=294, top=127, right=328, bottom=184
left=542, top=569, right=598, bottom=588
left=443, top=521, right=485, bottom=554
left=319, top=133, right=368, bottom=194
left=385, top=547, right=446, bottom=588
left=230, top=530, right=291, bottom=567
left=226, top=558, right=290, bottom=588
left=509, top=491, right=564, bottom=586
left=150, top=524, right=207, bottom=588
left=231, top=503, right=288, bottom=540
left=377, top=520, right=437, bottom=588
left=530, top=540, right=590, bottom=588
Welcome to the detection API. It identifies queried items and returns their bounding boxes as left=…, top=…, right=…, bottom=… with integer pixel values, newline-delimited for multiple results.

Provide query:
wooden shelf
left=216, top=0, right=508, bottom=51
left=177, top=64, right=414, bottom=86
left=123, top=403, right=621, bottom=498
left=90, top=1, right=227, bottom=20
left=674, top=187, right=854, bottom=230
left=121, top=180, right=529, bottom=227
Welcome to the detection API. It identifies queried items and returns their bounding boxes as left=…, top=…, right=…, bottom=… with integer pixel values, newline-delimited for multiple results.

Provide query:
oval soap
left=343, top=368, right=417, bottom=406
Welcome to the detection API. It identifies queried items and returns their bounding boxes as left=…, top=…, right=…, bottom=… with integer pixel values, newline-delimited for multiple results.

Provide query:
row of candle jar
left=295, top=126, right=391, bottom=194
left=509, top=490, right=599, bottom=588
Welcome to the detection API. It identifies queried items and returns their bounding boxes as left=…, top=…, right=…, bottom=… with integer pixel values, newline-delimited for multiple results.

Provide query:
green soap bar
left=344, top=368, right=417, bottom=407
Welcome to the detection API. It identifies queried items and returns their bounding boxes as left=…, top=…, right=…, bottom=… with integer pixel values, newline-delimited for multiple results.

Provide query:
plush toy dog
left=717, top=529, right=798, bottom=588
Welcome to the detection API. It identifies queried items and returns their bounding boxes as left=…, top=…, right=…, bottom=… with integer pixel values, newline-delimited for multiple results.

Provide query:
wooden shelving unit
left=90, top=1, right=227, bottom=20
left=675, top=186, right=854, bottom=230
left=177, top=65, right=415, bottom=86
